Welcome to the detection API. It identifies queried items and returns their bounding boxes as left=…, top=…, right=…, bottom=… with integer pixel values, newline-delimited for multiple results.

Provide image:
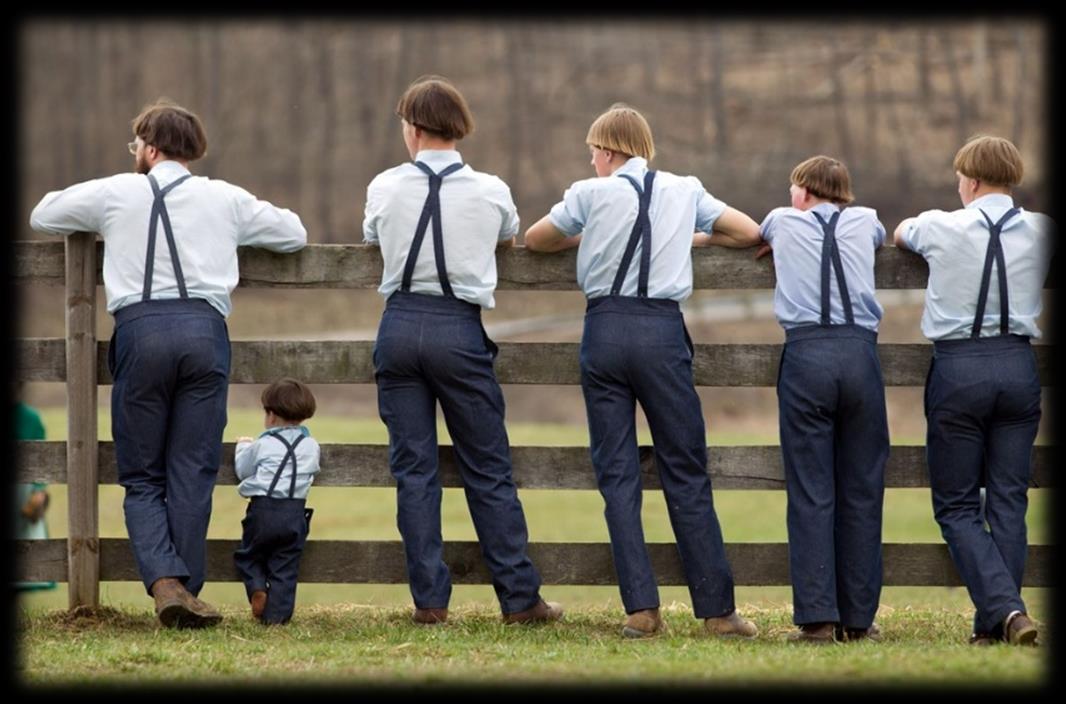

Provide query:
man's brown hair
left=395, top=75, right=475, bottom=142
left=131, top=98, right=208, bottom=161
left=261, top=378, right=316, bottom=423
left=790, top=155, right=855, bottom=205
left=953, top=135, right=1024, bottom=187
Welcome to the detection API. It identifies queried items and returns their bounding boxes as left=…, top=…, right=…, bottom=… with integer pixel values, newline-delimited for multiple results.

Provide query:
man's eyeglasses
left=127, top=140, right=139, bottom=156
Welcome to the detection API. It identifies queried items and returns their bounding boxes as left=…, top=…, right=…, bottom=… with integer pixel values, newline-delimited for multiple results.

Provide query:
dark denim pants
left=925, top=334, right=1040, bottom=636
left=580, top=295, right=735, bottom=618
left=233, top=497, right=312, bottom=624
left=777, top=324, right=889, bottom=628
left=373, top=291, right=542, bottom=614
left=109, top=298, right=231, bottom=596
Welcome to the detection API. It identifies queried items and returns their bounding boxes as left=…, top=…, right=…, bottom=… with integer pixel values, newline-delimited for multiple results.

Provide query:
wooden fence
left=14, top=236, right=1055, bottom=609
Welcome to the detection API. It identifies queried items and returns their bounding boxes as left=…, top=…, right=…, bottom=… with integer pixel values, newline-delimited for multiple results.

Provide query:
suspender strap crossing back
left=265, top=432, right=306, bottom=499
left=812, top=210, right=854, bottom=326
left=401, top=161, right=466, bottom=297
left=142, top=173, right=193, bottom=301
left=611, top=170, right=657, bottom=297
left=972, top=207, right=1021, bottom=338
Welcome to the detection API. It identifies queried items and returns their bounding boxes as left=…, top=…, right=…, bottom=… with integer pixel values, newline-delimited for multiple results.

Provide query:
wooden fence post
left=65, top=232, right=98, bottom=608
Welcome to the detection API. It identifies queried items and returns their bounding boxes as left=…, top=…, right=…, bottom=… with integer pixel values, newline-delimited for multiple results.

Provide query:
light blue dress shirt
left=235, top=425, right=321, bottom=500
left=363, top=149, right=519, bottom=310
left=548, top=157, right=727, bottom=301
left=899, top=193, right=1054, bottom=341
left=30, top=160, right=307, bottom=317
left=760, top=203, right=886, bottom=332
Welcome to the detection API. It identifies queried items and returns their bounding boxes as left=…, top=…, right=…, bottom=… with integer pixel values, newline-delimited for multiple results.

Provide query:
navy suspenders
left=401, top=160, right=466, bottom=297
left=611, top=170, right=657, bottom=297
left=972, top=207, right=1020, bottom=338
left=812, top=210, right=855, bottom=325
left=265, top=432, right=306, bottom=499
left=142, top=173, right=193, bottom=301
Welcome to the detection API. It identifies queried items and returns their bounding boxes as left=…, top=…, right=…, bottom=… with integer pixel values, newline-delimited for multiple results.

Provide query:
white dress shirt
left=760, top=203, right=886, bottom=332
left=235, top=425, right=321, bottom=500
left=548, top=157, right=727, bottom=302
left=363, top=149, right=519, bottom=310
left=898, top=193, right=1054, bottom=341
left=30, top=160, right=307, bottom=317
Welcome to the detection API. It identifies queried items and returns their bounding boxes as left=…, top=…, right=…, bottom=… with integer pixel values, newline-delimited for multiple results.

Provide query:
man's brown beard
left=135, top=152, right=149, bottom=174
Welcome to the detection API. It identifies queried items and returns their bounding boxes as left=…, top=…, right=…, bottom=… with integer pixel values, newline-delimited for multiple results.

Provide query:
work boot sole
left=157, top=600, right=222, bottom=629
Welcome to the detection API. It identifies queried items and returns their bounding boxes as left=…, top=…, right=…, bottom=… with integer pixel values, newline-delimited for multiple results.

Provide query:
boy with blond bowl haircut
left=750, top=156, right=889, bottom=644
left=895, top=136, right=1052, bottom=646
left=525, top=103, right=760, bottom=640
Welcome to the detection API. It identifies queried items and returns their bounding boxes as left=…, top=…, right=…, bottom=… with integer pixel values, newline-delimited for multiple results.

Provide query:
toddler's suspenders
left=610, top=170, right=657, bottom=297
left=142, top=173, right=193, bottom=301
left=400, top=161, right=466, bottom=297
left=812, top=210, right=854, bottom=325
left=972, top=208, right=1021, bottom=338
left=266, top=432, right=306, bottom=499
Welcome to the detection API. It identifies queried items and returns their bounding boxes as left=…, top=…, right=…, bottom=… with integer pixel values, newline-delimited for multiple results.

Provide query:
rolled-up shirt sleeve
left=234, top=441, right=258, bottom=481
left=899, top=211, right=934, bottom=254
left=548, top=182, right=588, bottom=237
left=29, top=178, right=109, bottom=235
left=362, top=175, right=383, bottom=245
left=759, top=207, right=785, bottom=244
left=233, top=185, right=307, bottom=252
left=692, top=178, right=728, bottom=234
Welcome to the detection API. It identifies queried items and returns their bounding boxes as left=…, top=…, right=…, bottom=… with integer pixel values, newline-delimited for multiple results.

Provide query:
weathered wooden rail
left=14, top=237, right=1055, bottom=606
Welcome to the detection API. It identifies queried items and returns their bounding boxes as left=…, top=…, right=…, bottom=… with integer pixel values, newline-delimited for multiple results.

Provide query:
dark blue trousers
left=580, top=295, right=735, bottom=618
left=109, top=299, right=230, bottom=596
left=233, top=497, right=312, bottom=624
left=925, top=334, right=1040, bottom=636
left=777, top=325, right=889, bottom=628
left=373, top=291, right=542, bottom=615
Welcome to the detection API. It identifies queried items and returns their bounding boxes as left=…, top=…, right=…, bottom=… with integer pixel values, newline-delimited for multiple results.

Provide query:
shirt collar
left=614, top=157, right=648, bottom=178
left=148, top=160, right=191, bottom=178
left=966, top=193, right=1015, bottom=211
left=810, top=201, right=842, bottom=216
left=413, top=149, right=463, bottom=170
left=259, top=425, right=310, bottom=439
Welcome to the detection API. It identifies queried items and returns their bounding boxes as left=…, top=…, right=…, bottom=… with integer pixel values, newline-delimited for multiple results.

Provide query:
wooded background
left=18, top=19, right=1047, bottom=243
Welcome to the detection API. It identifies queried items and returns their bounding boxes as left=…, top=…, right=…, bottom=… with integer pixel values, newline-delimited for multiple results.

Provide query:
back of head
left=790, top=155, right=854, bottom=205
left=131, top=98, right=208, bottom=161
left=953, top=135, right=1024, bottom=187
left=586, top=103, right=655, bottom=161
left=395, top=75, right=475, bottom=142
left=262, top=378, right=316, bottom=424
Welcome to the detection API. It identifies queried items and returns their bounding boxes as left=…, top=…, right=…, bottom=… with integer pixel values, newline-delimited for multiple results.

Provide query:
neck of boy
left=607, top=155, right=631, bottom=176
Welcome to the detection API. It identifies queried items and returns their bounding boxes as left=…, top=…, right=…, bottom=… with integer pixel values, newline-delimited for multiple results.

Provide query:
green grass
left=18, top=407, right=1054, bottom=684
left=14, top=602, right=1050, bottom=685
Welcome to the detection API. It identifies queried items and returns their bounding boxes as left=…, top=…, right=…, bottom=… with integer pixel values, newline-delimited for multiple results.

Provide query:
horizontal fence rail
left=13, top=338, right=1058, bottom=387
left=15, top=539, right=1052, bottom=587
left=16, top=441, right=1055, bottom=490
left=14, top=235, right=1057, bottom=604
left=14, top=240, right=1059, bottom=290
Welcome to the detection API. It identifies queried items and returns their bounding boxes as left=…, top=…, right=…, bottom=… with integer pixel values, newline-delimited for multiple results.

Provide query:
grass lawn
left=16, top=408, right=1054, bottom=686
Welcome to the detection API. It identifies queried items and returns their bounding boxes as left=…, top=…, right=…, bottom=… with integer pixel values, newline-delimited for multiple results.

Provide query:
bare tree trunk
left=972, top=22, right=988, bottom=117
left=318, top=29, right=336, bottom=243
left=917, top=28, right=932, bottom=102
left=1011, top=26, right=1026, bottom=147
left=939, top=29, right=970, bottom=146
left=505, top=24, right=522, bottom=196
left=829, top=42, right=854, bottom=166
left=863, top=30, right=878, bottom=173
left=710, top=24, right=729, bottom=155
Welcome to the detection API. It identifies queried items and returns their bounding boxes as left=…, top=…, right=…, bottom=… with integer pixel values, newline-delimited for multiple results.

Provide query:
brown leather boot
left=250, top=590, right=267, bottom=619
left=622, top=608, right=663, bottom=638
left=151, top=577, right=222, bottom=629
left=412, top=607, right=448, bottom=625
left=705, top=610, right=758, bottom=639
left=842, top=622, right=882, bottom=643
left=1003, top=611, right=1038, bottom=646
left=787, top=621, right=837, bottom=644
left=502, top=599, right=564, bottom=624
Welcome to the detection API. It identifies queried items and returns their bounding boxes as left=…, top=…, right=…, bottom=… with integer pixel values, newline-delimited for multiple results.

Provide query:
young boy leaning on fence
left=746, top=156, right=889, bottom=644
left=524, top=103, right=761, bottom=640
left=894, top=135, right=1053, bottom=647
left=233, top=378, right=321, bottom=625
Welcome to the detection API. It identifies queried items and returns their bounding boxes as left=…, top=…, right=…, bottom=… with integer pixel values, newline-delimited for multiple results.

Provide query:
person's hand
left=21, top=490, right=49, bottom=523
left=754, top=243, right=773, bottom=260
left=236, top=436, right=254, bottom=444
